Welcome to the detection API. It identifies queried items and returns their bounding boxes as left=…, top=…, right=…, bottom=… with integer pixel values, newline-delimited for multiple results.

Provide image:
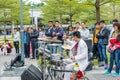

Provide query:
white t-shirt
left=78, top=28, right=90, bottom=39
left=14, top=32, right=20, bottom=41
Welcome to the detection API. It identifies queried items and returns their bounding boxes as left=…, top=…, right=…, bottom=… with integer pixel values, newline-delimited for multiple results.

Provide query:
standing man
left=78, top=22, right=90, bottom=39
left=97, top=20, right=110, bottom=69
left=45, top=21, right=54, bottom=52
left=74, top=22, right=81, bottom=32
left=92, top=22, right=100, bottom=62
left=53, top=21, right=64, bottom=43
left=23, top=27, right=30, bottom=58
left=13, top=28, right=20, bottom=54
left=30, top=24, right=39, bottom=59
left=45, top=21, right=54, bottom=37
left=52, top=21, right=64, bottom=54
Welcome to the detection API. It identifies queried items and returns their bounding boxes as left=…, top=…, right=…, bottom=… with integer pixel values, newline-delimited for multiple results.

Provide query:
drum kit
left=38, top=37, right=89, bottom=80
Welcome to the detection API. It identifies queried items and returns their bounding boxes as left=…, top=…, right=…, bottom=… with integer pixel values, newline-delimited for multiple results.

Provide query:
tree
left=41, top=0, right=120, bottom=26
left=85, top=0, right=120, bottom=22
left=0, top=0, right=30, bottom=40
left=41, top=0, right=85, bottom=25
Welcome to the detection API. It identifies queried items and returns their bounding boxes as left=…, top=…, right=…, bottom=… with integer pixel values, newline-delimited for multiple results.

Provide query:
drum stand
left=39, top=40, right=47, bottom=80
left=38, top=38, right=63, bottom=80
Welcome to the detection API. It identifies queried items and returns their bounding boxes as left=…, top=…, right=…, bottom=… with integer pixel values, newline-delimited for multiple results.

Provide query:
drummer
left=63, top=31, right=88, bottom=80
left=52, top=21, right=64, bottom=54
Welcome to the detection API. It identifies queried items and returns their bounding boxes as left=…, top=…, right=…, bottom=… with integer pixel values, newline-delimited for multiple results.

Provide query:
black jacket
left=45, top=27, right=54, bottom=37
left=30, top=29, right=39, bottom=42
left=96, top=27, right=110, bottom=45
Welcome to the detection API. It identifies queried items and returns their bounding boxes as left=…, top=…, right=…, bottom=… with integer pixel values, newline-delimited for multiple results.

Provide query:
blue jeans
left=115, top=49, right=120, bottom=73
left=108, top=53, right=115, bottom=72
left=52, top=44, right=63, bottom=55
left=51, top=46, right=57, bottom=54
left=38, top=41, right=41, bottom=48
left=98, top=43, right=108, bottom=64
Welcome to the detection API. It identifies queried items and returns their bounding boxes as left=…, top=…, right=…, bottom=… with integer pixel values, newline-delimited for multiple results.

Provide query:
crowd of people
left=1, top=19, right=120, bottom=78
left=93, top=19, right=120, bottom=77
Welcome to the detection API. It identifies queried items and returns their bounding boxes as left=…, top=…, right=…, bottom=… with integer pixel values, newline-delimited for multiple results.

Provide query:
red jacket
left=109, top=38, right=120, bottom=51
left=8, top=43, right=13, bottom=53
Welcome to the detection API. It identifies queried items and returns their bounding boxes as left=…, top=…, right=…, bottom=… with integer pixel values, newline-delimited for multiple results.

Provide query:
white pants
left=63, top=59, right=75, bottom=80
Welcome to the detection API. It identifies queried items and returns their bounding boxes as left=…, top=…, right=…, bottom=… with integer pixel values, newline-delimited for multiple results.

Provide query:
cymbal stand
left=40, top=40, right=47, bottom=80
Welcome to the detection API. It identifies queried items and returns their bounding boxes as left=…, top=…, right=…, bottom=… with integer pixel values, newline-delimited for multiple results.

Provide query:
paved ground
left=86, top=67, right=120, bottom=80
left=0, top=48, right=120, bottom=80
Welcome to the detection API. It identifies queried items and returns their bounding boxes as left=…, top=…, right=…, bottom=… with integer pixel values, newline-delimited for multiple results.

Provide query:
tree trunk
left=16, top=20, right=18, bottom=28
left=11, top=21, right=13, bottom=38
left=95, top=0, right=100, bottom=22
left=113, top=4, right=116, bottom=18
left=70, top=15, right=72, bottom=26
left=4, top=22, right=6, bottom=40
left=60, top=14, right=62, bottom=25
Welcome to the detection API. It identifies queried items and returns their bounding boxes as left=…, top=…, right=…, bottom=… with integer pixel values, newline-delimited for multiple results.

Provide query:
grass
left=93, top=51, right=110, bottom=66
left=0, top=36, right=14, bottom=46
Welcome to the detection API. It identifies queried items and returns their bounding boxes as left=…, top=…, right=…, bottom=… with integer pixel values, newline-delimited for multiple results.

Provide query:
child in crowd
left=1, top=40, right=13, bottom=55
left=38, top=28, right=44, bottom=38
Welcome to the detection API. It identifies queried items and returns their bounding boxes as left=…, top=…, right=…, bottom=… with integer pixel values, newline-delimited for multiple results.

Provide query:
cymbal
left=47, top=44, right=61, bottom=46
left=38, top=37, right=62, bottom=42
left=62, top=45, right=72, bottom=50
left=62, top=44, right=75, bottom=50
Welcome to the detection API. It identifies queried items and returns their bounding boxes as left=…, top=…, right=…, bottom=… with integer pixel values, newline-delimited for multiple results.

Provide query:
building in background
left=29, top=8, right=42, bottom=28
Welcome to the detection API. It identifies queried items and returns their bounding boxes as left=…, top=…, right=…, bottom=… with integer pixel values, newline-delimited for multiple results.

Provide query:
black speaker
left=84, top=39, right=92, bottom=52
left=84, top=39, right=93, bottom=61
left=21, top=64, right=42, bottom=80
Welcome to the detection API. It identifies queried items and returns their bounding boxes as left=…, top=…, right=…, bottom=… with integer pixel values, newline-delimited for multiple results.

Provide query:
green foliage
left=41, top=0, right=86, bottom=25
left=0, top=0, right=31, bottom=25
left=41, top=0, right=120, bottom=25
left=28, top=3, right=44, bottom=8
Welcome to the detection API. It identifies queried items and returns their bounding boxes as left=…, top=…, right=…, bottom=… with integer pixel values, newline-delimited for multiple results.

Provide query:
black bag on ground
left=10, top=54, right=24, bottom=67
left=85, top=62, right=93, bottom=71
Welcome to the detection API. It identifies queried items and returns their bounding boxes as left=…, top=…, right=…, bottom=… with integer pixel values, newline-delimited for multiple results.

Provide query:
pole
left=20, top=0, right=24, bottom=62
left=32, top=5, right=34, bottom=26
left=4, top=11, right=6, bottom=40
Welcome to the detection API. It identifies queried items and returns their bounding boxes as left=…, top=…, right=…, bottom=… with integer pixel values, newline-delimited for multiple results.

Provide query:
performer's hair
left=73, top=31, right=81, bottom=38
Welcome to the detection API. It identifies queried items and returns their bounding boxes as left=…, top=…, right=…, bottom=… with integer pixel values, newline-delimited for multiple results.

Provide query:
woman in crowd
left=67, top=25, right=74, bottom=36
left=13, top=28, right=20, bottom=54
left=28, top=27, right=33, bottom=57
left=104, top=22, right=120, bottom=77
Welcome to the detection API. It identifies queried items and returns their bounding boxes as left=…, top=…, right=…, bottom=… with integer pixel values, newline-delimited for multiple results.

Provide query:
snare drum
left=50, top=54, right=63, bottom=66
left=51, top=54, right=62, bottom=60
left=50, top=59, right=63, bottom=66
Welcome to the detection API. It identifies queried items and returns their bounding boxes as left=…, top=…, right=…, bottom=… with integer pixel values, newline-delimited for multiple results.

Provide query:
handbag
left=107, top=47, right=114, bottom=53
